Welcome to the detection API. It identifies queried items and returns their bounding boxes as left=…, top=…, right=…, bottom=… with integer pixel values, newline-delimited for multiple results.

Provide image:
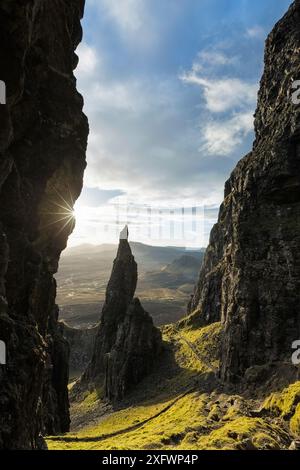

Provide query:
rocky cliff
left=187, top=0, right=300, bottom=382
left=82, top=236, right=163, bottom=401
left=61, top=321, right=97, bottom=375
left=0, top=0, right=88, bottom=449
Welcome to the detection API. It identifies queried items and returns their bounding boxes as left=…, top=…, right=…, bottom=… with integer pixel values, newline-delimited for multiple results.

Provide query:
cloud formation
left=68, top=0, right=291, bottom=246
left=100, top=0, right=146, bottom=34
left=200, top=112, right=254, bottom=156
left=246, top=25, right=266, bottom=39
left=180, top=47, right=258, bottom=157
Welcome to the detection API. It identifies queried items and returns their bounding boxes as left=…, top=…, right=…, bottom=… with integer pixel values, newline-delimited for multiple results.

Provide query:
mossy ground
left=262, top=381, right=300, bottom=436
left=47, top=322, right=300, bottom=450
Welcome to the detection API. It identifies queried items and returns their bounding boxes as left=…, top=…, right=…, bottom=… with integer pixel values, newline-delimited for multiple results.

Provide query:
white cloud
left=181, top=74, right=257, bottom=113
left=88, top=0, right=156, bottom=47
left=100, top=0, right=145, bottom=34
left=76, top=44, right=149, bottom=114
left=93, top=82, right=138, bottom=112
left=200, top=112, right=254, bottom=156
left=180, top=47, right=257, bottom=113
left=191, top=50, right=238, bottom=73
left=74, top=42, right=211, bottom=208
left=181, top=47, right=257, bottom=158
left=76, top=43, right=98, bottom=77
left=245, top=25, right=265, bottom=39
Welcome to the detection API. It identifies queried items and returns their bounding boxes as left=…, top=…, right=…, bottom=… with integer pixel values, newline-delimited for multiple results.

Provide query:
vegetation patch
left=47, top=324, right=295, bottom=450
left=195, top=417, right=289, bottom=450
left=262, top=381, right=300, bottom=436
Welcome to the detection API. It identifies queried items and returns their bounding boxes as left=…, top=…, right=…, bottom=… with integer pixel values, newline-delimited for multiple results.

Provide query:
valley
left=56, top=243, right=204, bottom=328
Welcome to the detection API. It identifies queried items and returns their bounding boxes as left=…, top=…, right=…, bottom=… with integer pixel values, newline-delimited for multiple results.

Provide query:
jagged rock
left=42, top=307, right=71, bottom=435
left=0, top=0, right=88, bottom=449
left=82, top=234, right=163, bottom=400
left=187, top=0, right=300, bottom=382
left=105, top=298, right=163, bottom=400
left=83, top=238, right=138, bottom=382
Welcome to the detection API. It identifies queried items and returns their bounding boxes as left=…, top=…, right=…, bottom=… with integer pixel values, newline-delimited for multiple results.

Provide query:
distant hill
left=61, top=242, right=203, bottom=269
left=56, top=243, right=205, bottom=328
left=141, top=254, right=202, bottom=289
left=163, top=254, right=201, bottom=278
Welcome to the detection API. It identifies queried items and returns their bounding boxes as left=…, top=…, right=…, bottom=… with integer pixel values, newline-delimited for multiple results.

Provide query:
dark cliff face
left=61, top=321, right=97, bottom=373
left=105, top=297, right=163, bottom=401
left=83, top=239, right=162, bottom=400
left=84, top=239, right=138, bottom=381
left=0, top=0, right=88, bottom=449
left=187, top=0, right=300, bottom=382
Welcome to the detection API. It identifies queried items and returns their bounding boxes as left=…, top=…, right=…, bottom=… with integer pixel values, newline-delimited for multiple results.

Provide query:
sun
left=41, top=186, right=76, bottom=236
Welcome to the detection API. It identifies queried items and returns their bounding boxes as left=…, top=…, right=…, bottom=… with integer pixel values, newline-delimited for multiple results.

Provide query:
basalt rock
left=105, top=298, right=163, bottom=401
left=0, top=0, right=88, bottom=449
left=187, top=0, right=300, bottom=383
left=82, top=237, right=162, bottom=400
left=61, top=321, right=97, bottom=374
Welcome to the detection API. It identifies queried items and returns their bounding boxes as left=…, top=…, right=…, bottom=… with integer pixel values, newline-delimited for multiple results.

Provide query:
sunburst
left=41, top=186, right=76, bottom=236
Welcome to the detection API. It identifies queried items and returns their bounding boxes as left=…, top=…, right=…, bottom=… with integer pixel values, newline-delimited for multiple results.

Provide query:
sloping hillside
left=48, top=322, right=300, bottom=450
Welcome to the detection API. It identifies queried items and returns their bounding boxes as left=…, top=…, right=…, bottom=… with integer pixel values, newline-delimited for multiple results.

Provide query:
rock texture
left=187, top=0, right=300, bottom=382
left=61, top=321, right=97, bottom=374
left=82, top=238, right=163, bottom=400
left=0, top=0, right=88, bottom=449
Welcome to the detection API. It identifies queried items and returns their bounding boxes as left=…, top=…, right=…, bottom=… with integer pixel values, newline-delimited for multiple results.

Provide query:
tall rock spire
left=82, top=227, right=162, bottom=400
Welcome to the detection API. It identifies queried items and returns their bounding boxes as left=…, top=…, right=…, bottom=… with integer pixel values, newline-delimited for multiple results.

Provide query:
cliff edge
left=187, top=0, right=300, bottom=383
left=0, top=0, right=88, bottom=449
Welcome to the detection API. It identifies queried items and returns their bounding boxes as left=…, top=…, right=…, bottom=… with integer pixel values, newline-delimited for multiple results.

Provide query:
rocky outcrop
left=61, top=322, right=97, bottom=374
left=187, top=0, right=300, bottom=382
left=82, top=234, right=163, bottom=400
left=0, top=0, right=88, bottom=449
left=42, top=308, right=71, bottom=436
left=105, top=298, right=163, bottom=401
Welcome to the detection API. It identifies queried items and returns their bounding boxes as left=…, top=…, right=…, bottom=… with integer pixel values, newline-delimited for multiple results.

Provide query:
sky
left=68, top=0, right=292, bottom=248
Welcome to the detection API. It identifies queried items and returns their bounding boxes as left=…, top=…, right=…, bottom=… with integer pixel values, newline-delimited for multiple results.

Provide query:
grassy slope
left=47, top=322, right=300, bottom=450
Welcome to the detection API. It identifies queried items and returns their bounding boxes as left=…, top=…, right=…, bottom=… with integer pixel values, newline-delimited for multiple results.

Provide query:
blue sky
left=69, top=0, right=292, bottom=247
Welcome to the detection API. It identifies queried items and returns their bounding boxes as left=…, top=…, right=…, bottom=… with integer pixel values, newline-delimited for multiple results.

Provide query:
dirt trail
left=47, top=388, right=196, bottom=443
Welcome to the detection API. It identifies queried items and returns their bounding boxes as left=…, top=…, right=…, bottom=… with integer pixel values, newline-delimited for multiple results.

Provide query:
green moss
left=290, top=403, right=300, bottom=436
left=166, top=322, right=222, bottom=374
left=71, top=386, right=104, bottom=416
left=252, top=432, right=280, bottom=450
left=47, top=324, right=295, bottom=451
left=47, top=392, right=208, bottom=450
left=222, top=405, right=241, bottom=422
left=196, top=418, right=288, bottom=450
left=262, top=381, right=300, bottom=438
left=47, top=389, right=291, bottom=451
left=183, top=322, right=222, bottom=368
left=263, top=381, right=300, bottom=418
left=208, top=404, right=222, bottom=422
